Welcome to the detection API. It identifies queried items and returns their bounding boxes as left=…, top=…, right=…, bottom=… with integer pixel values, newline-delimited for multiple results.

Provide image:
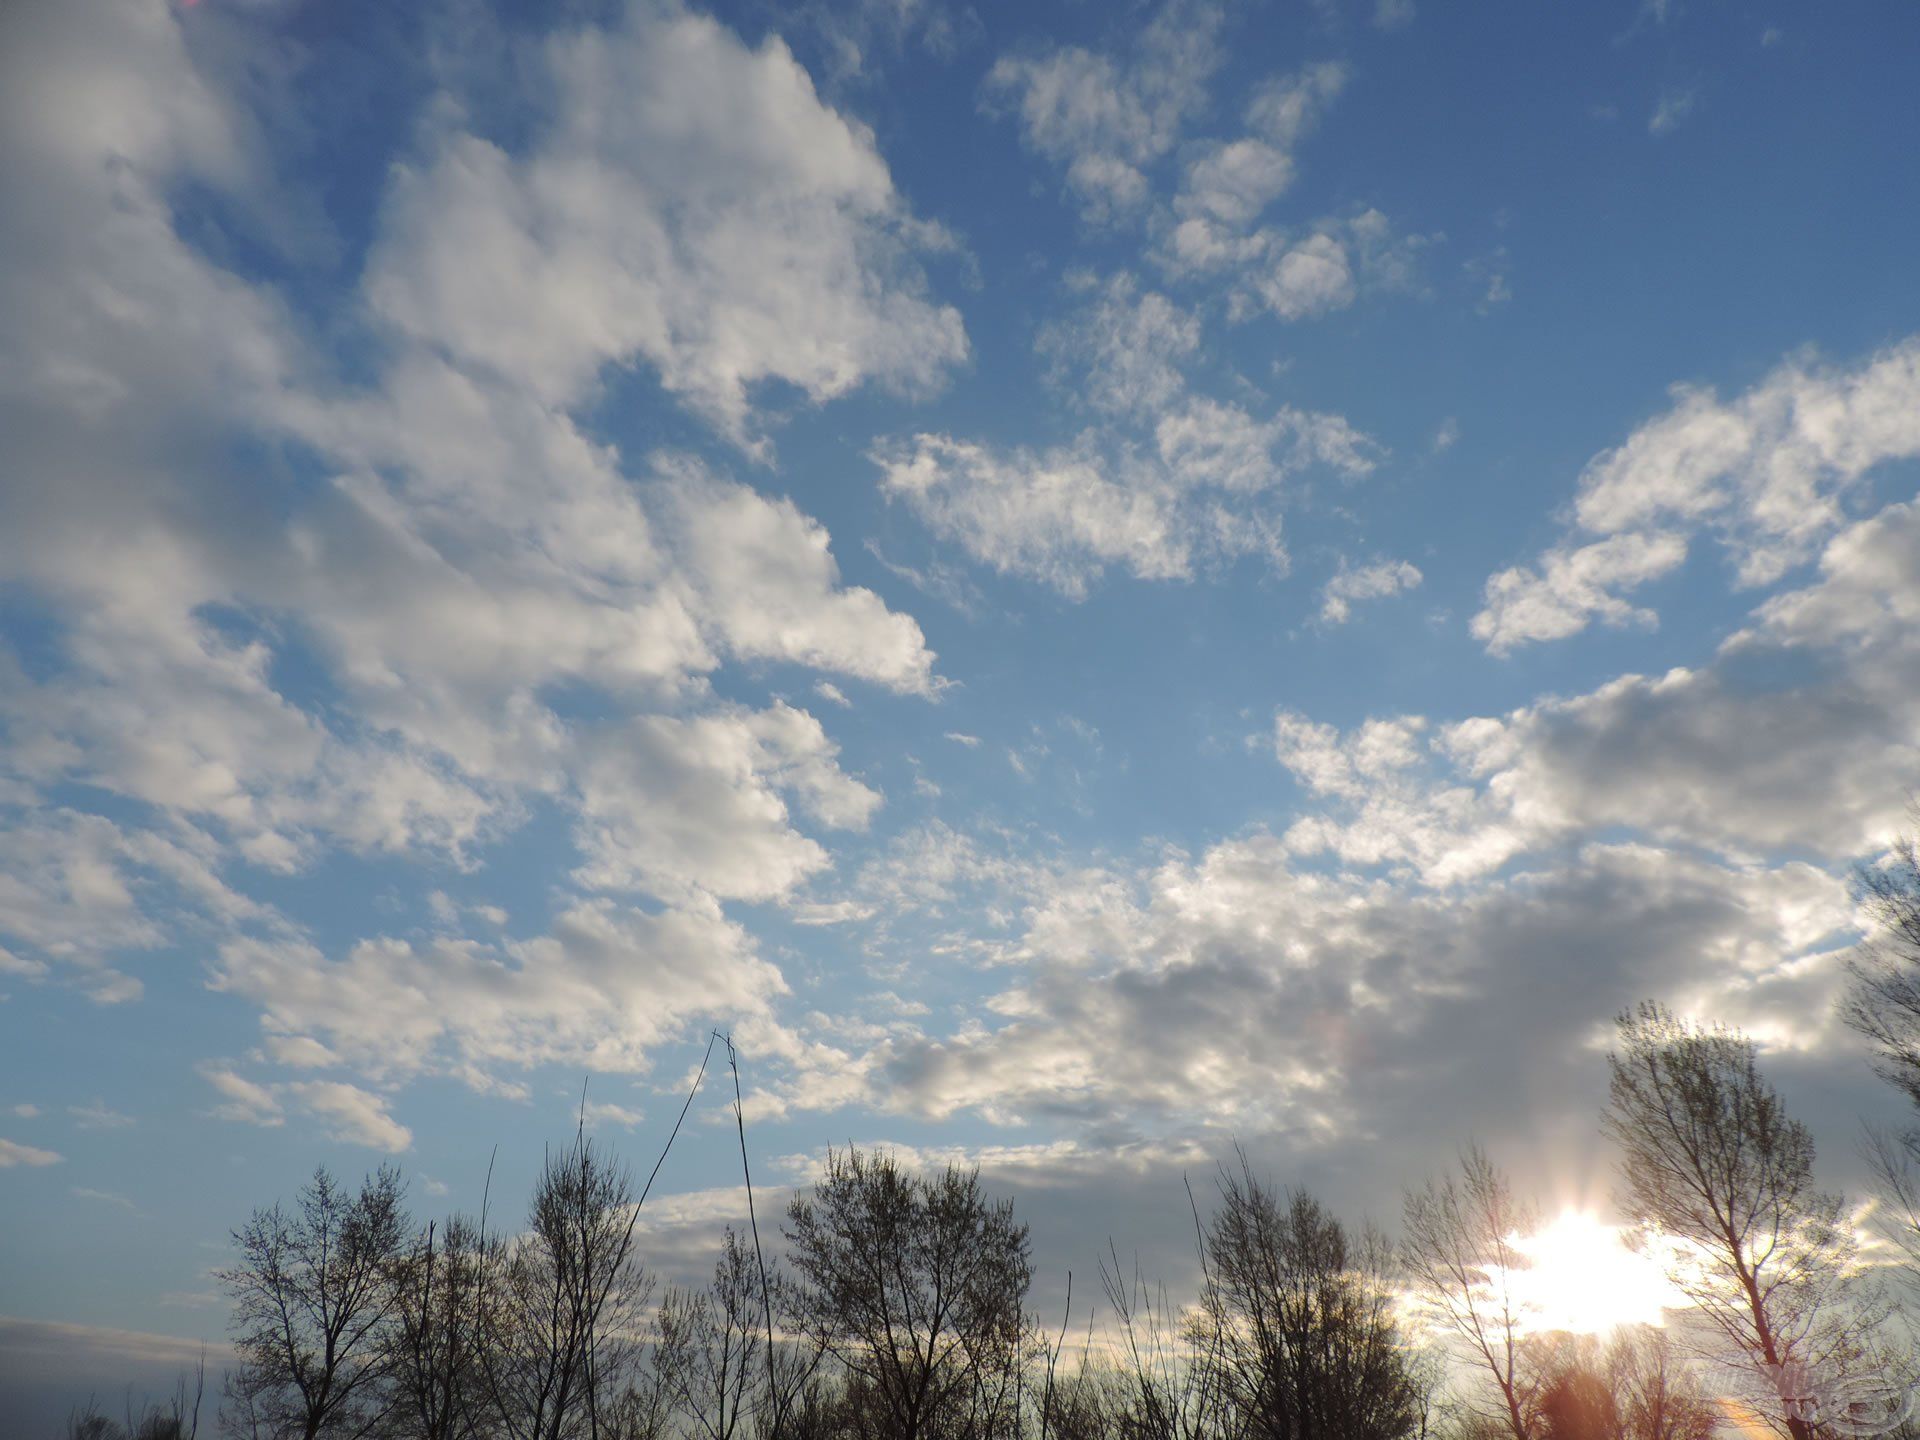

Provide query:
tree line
left=65, top=828, right=1920, bottom=1440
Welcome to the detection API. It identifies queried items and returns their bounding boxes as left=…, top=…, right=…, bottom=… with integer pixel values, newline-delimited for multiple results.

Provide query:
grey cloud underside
left=787, top=494, right=1917, bottom=1169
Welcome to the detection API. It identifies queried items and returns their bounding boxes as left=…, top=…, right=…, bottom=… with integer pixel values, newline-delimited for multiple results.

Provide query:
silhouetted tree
left=782, top=1147, right=1032, bottom=1440
left=658, top=1228, right=804, bottom=1440
left=387, top=1214, right=494, bottom=1440
left=476, top=1133, right=655, bottom=1440
left=1402, top=1146, right=1541, bottom=1440
left=1191, top=1158, right=1433, bottom=1440
left=1520, top=1329, right=1715, bottom=1440
left=1604, top=1001, right=1875, bottom=1440
left=1841, top=821, right=1920, bottom=1113
left=219, top=1166, right=407, bottom=1440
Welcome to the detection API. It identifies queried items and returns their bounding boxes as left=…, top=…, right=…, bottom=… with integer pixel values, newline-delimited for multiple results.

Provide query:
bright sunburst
left=1506, top=1211, right=1681, bottom=1336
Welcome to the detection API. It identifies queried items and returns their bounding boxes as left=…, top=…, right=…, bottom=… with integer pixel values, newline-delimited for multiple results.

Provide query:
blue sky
left=4, top=0, right=1920, bottom=1415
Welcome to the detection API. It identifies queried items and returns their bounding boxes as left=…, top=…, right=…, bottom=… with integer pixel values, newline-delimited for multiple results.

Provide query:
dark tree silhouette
left=782, top=1146, right=1032, bottom=1440
left=476, top=1133, right=656, bottom=1440
left=219, top=1166, right=408, bottom=1440
left=387, top=1214, right=493, bottom=1440
left=1190, top=1158, right=1434, bottom=1440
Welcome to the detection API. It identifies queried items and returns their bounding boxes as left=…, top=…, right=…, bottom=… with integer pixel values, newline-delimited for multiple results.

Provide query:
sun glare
left=1506, top=1211, right=1680, bottom=1336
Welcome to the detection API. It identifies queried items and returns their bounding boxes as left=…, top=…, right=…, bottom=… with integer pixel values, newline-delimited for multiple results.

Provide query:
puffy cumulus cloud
left=1472, top=531, right=1688, bottom=653
left=874, top=398, right=1380, bottom=596
left=1283, top=501, right=1920, bottom=880
left=832, top=831, right=1856, bottom=1147
left=1319, top=556, right=1423, bottom=623
left=572, top=704, right=881, bottom=902
left=364, top=1, right=967, bottom=447
left=654, top=468, right=937, bottom=693
left=0, top=0, right=948, bottom=1118
left=983, top=0, right=1225, bottom=221
left=211, top=897, right=783, bottom=1090
left=873, top=435, right=1194, bottom=596
left=1474, top=337, right=1920, bottom=649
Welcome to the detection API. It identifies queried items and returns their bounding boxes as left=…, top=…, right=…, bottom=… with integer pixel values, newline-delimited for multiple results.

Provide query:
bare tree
left=388, top=1214, right=494, bottom=1440
left=657, top=1229, right=768, bottom=1440
left=1097, top=1243, right=1222, bottom=1440
left=782, top=1146, right=1032, bottom=1440
left=1191, top=1158, right=1433, bottom=1440
left=219, top=1166, right=408, bottom=1440
left=1402, top=1146, right=1541, bottom=1440
left=1521, top=1329, right=1715, bottom=1440
left=477, top=1133, right=655, bottom=1440
left=1604, top=1001, right=1874, bottom=1440
left=1840, top=820, right=1920, bottom=1112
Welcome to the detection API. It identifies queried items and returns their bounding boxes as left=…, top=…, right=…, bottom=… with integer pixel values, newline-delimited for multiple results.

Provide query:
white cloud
left=1173, top=63, right=1347, bottom=231
left=1373, top=0, right=1416, bottom=31
left=572, top=704, right=880, bottom=902
left=984, top=0, right=1225, bottom=221
left=0, top=1138, right=64, bottom=1167
left=0, top=0, right=946, bottom=1092
left=842, top=831, right=1855, bottom=1140
left=875, top=398, right=1380, bottom=595
left=1648, top=86, right=1698, bottom=136
left=1320, top=557, right=1423, bottom=623
left=72, top=1187, right=136, bottom=1210
left=284, top=1081, right=413, bottom=1153
left=1260, top=232, right=1356, bottom=319
left=1476, top=337, right=1920, bottom=649
left=211, top=897, right=786, bottom=1087
left=199, top=1064, right=409, bottom=1152
left=1037, top=273, right=1200, bottom=415
left=582, top=1100, right=648, bottom=1131
left=365, top=4, right=966, bottom=447
left=1473, top=531, right=1688, bottom=653
left=1164, top=207, right=1438, bottom=325
left=1285, top=503, right=1920, bottom=879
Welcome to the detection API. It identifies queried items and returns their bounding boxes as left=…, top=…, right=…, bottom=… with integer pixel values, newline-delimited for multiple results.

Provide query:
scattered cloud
left=1649, top=86, right=1698, bottom=135
left=1374, top=0, right=1416, bottom=31
left=875, top=398, right=1380, bottom=595
left=1474, top=531, right=1688, bottom=653
left=984, top=0, right=1226, bottom=221
left=68, top=1099, right=134, bottom=1130
left=1320, top=557, right=1424, bottom=623
left=1038, top=273, right=1200, bottom=415
left=0, top=1137, right=63, bottom=1167
left=72, top=1186, right=137, bottom=1210
left=1473, top=337, right=1920, bottom=649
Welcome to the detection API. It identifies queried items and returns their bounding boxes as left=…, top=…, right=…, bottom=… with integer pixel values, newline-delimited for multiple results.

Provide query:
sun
left=1505, top=1210, right=1680, bottom=1336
